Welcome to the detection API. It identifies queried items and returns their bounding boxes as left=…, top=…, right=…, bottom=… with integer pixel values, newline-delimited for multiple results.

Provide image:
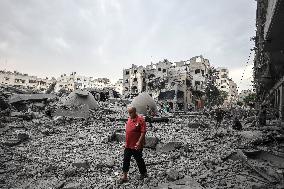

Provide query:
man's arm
left=135, top=118, right=147, bottom=149
left=135, top=132, right=146, bottom=149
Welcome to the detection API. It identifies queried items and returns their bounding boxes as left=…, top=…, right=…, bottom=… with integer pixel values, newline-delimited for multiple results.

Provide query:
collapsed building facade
left=122, top=56, right=212, bottom=110
left=56, top=72, right=113, bottom=92
left=254, top=0, right=284, bottom=120
left=0, top=70, right=56, bottom=91
left=122, top=56, right=239, bottom=110
left=216, top=67, right=238, bottom=106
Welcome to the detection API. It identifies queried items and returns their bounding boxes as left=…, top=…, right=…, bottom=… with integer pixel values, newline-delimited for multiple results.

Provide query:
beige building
left=188, top=56, right=210, bottom=92
left=55, top=72, right=113, bottom=92
left=0, top=70, right=54, bottom=91
left=216, top=67, right=238, bottom=106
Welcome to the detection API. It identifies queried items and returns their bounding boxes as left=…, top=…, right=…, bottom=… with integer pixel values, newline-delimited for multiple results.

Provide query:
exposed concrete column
left=281, top=84, right=284, bottom=121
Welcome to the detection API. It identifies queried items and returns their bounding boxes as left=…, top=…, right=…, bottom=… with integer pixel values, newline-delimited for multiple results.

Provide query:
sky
left=0, top=0, right=256, bottom=91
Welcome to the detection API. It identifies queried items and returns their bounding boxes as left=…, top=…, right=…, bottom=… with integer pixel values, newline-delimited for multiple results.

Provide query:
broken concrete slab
left=113, top=132, right=159, bottom=149
left=157, top=141, right=183, bottom=152
left=9, top=94, right=57, bottom=104
left=72, top=160, right=90, bottom=169
left=62, top=182, right=81, bottom=189
left=54, top=105, right=89, bottom=119
left=244, top=150, right=284, bottom=168
left=1, top=138, right=21, bottom=147
left=17, top=132, right=29, bottom=141
left=157, top=176, right=204, bottom=189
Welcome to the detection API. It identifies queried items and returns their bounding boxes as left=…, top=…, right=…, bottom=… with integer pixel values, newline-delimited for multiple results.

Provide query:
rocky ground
left=1, top=86, right=284, bottom=189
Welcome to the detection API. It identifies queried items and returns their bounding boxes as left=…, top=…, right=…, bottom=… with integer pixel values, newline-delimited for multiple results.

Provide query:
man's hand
left=135, top=142, right=142, bottom=150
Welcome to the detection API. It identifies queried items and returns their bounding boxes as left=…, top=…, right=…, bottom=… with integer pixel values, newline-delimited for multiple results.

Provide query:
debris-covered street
left=1, top=1, right=284, bottom=188
left=1, top=86, right=284, bottom=189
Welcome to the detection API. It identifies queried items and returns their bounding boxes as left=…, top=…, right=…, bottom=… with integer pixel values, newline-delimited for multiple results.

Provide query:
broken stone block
left=72, top=160, right=90, bottom=169
left=114, top=132, right=159, bottom=149
left=9, top=94, right=57, bottom=104
left=64, top=166, right=77, bottom=177
left=156, top=141, right=183, bottom=152
left=54, top=105, right=89, bottom=119
left=166, top=169, right=180, bottom=181
left=17, top=132, right=29, bottom=141
left=105, top=158, right=115, bottom=168
left=2, top=138, right=21, bottom=147
left=62, top=182, right=81, bottom=189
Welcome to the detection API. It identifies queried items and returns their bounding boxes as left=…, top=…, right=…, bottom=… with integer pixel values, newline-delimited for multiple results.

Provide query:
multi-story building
left=188, top=56, right=210, bottom=92
left=115, top=79, right=124, bottom=95
left=216, top=67, right=238, bottom=106
left=123, top=64, right=146, bottom=96
left=254, top=0, right=284, bottom=120
left=0, top=70, right=54, bottom=91
left=123, top=57, right=210, bottom=110
left=55, top=72, right=113, bottom=92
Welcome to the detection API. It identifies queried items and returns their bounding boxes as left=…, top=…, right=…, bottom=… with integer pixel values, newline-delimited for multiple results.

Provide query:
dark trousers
left=122, top=148, right=147, bottom=175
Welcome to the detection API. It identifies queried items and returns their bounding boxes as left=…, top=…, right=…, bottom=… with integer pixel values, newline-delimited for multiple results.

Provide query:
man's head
left=127, top=106, right=137, bottom=119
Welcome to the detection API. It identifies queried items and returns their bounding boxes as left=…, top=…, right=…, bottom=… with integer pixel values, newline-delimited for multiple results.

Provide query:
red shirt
left=125, top=115, right=147, bottom=149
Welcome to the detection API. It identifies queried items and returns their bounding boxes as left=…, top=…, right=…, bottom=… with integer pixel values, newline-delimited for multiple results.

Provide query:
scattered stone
left=72, top=160, right=90, bottom=169
left=62, top=182, right=81, bottom=189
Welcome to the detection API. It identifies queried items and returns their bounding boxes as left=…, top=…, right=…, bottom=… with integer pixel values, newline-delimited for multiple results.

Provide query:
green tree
left=243, top=93, right=256, bottom=106
left=204, top=67, right=227, bottom=107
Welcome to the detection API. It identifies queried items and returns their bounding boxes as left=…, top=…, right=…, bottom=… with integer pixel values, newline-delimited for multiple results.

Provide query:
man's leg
left=133, top=149, right=147, bottom=176
left=122, top=148, right=132, bottom=180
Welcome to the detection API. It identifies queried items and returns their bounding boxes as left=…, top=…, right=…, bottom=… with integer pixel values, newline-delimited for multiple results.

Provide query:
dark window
left=143, top=78, right=145, bottom=82
left=195, top=69, right=200, bottom=74
left=158, top=68, right=161, bottom=71
left=125, top=79, right=128, bottom=83
left=126, top=70, right=129, bottom=75
left=134, top=70, right=137, bottom=74
left=195, top=81, right=201, bottom=85
left=163, top=69, right=166, bottom=73
left=133, top=78, right=137, bottom=82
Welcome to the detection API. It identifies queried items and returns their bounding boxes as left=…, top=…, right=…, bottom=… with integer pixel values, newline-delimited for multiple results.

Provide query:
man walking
left=119, top=106, right=147, bottom=183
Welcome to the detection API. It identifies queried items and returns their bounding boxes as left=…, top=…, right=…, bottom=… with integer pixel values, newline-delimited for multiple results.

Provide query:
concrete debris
left=54, top=105, right=89, bottom=119
left=113, top=132, right=159, bottom=149
left=9, top=94, right=57, bottom=104
left=0, top=85, right=284, bottom=188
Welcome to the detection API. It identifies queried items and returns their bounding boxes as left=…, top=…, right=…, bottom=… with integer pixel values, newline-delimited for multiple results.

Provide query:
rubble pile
left=1, top=87, right=284, bottom=188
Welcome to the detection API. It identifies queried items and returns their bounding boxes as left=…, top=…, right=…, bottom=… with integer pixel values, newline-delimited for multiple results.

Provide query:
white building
left=216, top=67, right=238, bottom=106
left=115, top=79, right=124, bottom=95
left=55, top=72, right=113, bottom=92
left=0, top=70, right=54, bottom=91
left=188, top=56, right=210, bottom=92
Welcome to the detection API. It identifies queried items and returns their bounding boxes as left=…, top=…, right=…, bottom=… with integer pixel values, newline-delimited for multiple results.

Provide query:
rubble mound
left=130, top=92, right=157, bottom=115
left=61, top=90, right=99, bottom=109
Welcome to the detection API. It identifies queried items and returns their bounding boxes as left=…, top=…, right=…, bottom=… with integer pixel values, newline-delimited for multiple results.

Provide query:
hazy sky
left=0, top=0, right=256, bottom=91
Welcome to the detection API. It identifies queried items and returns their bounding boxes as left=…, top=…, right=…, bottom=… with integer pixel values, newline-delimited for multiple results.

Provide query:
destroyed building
left=55, top=72, right=114, bottom=92
left=254, top=0, right=284, bottom=120
left=215, top=67, right=239, bottom=106
left=0, top=70, right=56, bottom=92
left=122, top=56, right=219, bottom=110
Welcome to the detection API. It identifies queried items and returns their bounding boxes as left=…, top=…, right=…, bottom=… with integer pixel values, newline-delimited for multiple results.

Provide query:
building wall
left=0, top=70, right=53, bottom=91
left=188, top=56, right=210, bottom=92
